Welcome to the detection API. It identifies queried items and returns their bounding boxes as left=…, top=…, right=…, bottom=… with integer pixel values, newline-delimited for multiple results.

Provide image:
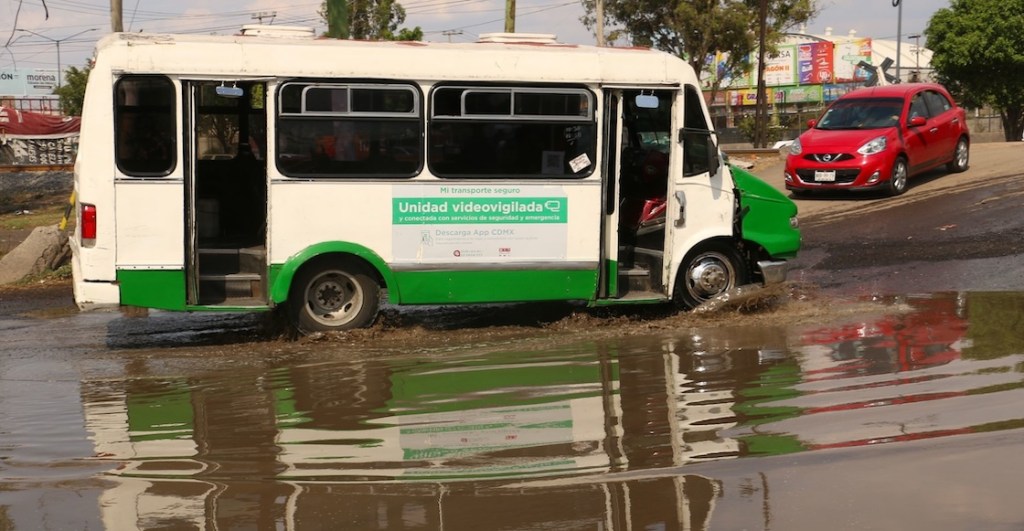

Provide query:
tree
left=319, top=0, right=422, bottom=40
left=580, top=0, right=815, bottom=88
left=927, top=0, right=1024, bottom=141
left=53, top=61, right=92, bottom=116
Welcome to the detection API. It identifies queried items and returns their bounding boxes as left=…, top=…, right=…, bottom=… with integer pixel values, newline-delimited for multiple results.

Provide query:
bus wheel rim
left=306, top=271, right=362, bottom=326
left=686, top=252, right=735, bottom=300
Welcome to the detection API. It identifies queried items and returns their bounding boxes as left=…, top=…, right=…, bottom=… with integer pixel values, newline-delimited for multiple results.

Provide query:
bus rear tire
left=288, top=258, right=380, bottom=334
left=674, top=242, right=749, bottom=310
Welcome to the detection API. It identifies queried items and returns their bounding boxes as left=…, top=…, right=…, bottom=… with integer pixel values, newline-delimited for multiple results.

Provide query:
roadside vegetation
left=0, top=185, right=74, bottom=284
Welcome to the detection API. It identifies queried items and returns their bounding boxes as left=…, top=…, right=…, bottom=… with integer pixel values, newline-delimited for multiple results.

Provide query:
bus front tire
left=674, top=242, right=749, bottom=310
left=288, top=259, right=380, bottom=334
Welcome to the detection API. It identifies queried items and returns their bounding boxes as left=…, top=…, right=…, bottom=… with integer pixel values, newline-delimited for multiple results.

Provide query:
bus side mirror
left=708, top=139, right=720, bottom=176
left=678, top=128, right=720, bottom=177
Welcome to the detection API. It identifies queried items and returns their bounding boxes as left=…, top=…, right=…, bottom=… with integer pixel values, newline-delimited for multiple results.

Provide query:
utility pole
left=505, top=0, right=515, bottom=33
left=908, top=33, right=921, bottom=81
left=111, top=0, right=123, bottom=32
left=596, top=0, right=604, bottom=46
left=252, top=11, right=277, bottom=25
left=441, top=30, right=463, bottom=42
left=754, top=0, right=769, bottom=148
left=326, top=0, right=349, bottom=39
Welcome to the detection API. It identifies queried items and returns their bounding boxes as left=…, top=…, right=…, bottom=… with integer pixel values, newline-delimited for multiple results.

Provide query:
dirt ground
left=0, top=171, right=72, bottom=257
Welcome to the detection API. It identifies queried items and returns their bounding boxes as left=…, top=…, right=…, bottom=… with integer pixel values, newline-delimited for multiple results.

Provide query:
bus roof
left=92, top=30, right=694, bottom=87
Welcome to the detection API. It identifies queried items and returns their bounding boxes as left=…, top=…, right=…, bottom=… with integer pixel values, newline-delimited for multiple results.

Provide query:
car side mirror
left=908, top=115, right=927, bottom=127
left=806, top=119, right=817, bottom=128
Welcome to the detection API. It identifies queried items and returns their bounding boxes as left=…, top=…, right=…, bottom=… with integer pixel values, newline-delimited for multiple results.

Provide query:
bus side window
left=115, top=76, right=176, bottom=176
left=276, top=82, right=422, bottom=178
left=428, top=86, right=596, bottom=179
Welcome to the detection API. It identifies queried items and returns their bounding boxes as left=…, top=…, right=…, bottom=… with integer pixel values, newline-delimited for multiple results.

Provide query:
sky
left=2, top=0, right=953, bottom=74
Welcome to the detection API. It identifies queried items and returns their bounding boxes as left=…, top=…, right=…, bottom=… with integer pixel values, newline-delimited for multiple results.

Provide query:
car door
left=904, top=91, right=939, bottom=172
left=922, top=90, right=960, bottom=164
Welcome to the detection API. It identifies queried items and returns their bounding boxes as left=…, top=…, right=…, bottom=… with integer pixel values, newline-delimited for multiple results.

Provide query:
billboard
left=798, top=42, right=834, bottom=84
left=833, top=38, right=873, bottom=83
left=763, top=45, right=797, bottom=86
left=0, top=69, right=59, bottom=96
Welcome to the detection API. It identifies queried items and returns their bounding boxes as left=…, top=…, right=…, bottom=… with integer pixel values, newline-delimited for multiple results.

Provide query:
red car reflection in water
left=801, top=294, right=967, bottom=376
left=797, top=293, right=973, bottom=449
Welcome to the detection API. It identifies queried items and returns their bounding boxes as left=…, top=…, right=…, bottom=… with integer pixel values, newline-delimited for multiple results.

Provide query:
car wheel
left=887, top=157, right=908, bottom=196
left=674, top=242, right=749, bottom=310
left=288, top=258, right=380, bottom=334
left=947, top=137, right=969, bottom=173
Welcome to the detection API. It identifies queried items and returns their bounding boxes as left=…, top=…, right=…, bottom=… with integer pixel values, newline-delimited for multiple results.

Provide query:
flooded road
left=3, top=143, right=1024, bottom=529
left=2, top=289, right=1024, bottom=530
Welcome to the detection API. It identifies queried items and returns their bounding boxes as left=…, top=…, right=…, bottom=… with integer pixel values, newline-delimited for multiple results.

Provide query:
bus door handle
left=674, top=191, right=686, bottom=227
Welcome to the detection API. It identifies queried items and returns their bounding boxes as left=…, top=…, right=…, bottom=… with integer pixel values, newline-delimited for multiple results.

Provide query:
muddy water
left=2, top=291, right=1024, bottom=530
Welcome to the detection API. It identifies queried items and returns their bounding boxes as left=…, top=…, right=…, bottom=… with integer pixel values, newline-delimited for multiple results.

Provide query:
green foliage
left=737, top=113, right=783, bottom=145
left=395, top=26, right=424, bottom=41
left=53, top=61, right=92, bottom=116
left=580, top=0, right=815, bottom=88
left=319, top=0, right=421, bottom=40
left=926, top=0, right=1024, bottom=141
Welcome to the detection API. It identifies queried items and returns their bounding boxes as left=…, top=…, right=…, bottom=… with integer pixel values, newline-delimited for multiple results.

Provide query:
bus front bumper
left=757, top=260, right=791, bottom=286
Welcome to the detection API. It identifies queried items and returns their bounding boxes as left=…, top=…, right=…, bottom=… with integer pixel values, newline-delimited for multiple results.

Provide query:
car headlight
left=858, top=136, right=887, bottom=155
left=789, top=138, right=802, bottom=156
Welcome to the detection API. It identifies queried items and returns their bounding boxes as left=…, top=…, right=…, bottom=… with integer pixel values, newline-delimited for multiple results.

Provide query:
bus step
left=198, top=246, right=266, bottom=275
left=619, top=266, right=653, bottom=293
left=199, top=273, right=263, bottom=300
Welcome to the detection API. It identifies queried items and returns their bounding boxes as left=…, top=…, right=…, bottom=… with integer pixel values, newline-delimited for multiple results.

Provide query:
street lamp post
left=15, top=28, right=98, bottom=90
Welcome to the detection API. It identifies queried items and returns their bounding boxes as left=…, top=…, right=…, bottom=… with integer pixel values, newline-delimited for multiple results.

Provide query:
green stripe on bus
left=117, top=269, right=186, bottom=310
left=393, top=269, right=597, bottom=304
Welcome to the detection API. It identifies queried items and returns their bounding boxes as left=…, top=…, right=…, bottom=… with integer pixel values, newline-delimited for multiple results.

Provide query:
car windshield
left=816, top=98, right=903, bottom=130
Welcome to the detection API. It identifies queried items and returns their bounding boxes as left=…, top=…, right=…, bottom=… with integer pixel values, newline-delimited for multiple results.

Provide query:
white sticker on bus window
left=569, top=153, right=591, bottom=173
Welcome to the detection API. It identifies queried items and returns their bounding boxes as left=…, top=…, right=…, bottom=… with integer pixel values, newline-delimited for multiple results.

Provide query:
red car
left=785, top=83, right=970, bottom=196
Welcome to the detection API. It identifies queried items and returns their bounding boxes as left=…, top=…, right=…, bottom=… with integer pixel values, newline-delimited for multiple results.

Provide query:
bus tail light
left=81, top=203, right=97, bottom=243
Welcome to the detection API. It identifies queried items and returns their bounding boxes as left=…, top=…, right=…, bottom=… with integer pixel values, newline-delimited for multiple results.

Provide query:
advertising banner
left=798, top=42, right=834, bottom=84
left=775, top=85, right=824, bottom=104
left=392, top=184, right=569, bottom=263
left=0, top=135, right=79, bottom=164
left=0, top=69, right=59, bottom=96
left=728, top=88, right=796, bottom=107
left=763, top=45, right=797, bottom=86
left=0, top=106, right=80, bottom=164
left=833, top=38, right=873, bottom=83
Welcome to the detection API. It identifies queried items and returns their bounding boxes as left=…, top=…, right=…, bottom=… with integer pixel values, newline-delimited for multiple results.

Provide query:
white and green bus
left=71, top=27, right=800, bottom=333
